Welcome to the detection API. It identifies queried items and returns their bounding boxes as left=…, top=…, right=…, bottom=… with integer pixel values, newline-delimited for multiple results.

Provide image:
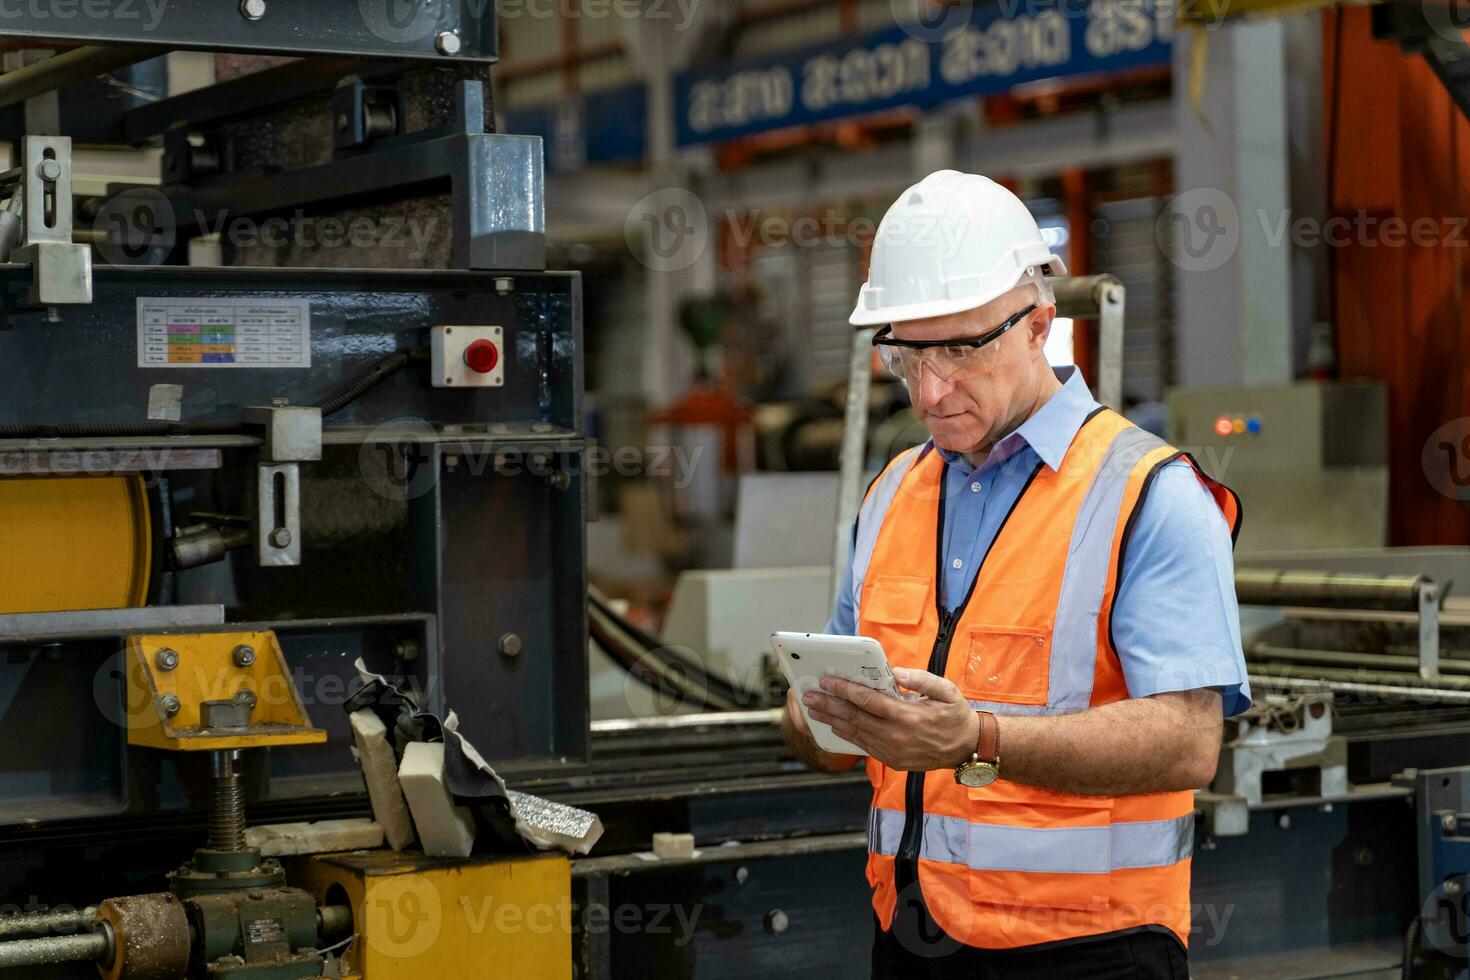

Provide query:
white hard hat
left=850, top=170, right=1067, bottom=326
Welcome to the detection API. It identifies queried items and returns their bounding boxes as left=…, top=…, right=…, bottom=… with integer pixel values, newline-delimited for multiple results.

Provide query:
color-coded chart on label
left=136, top=297, right=312, bottom=368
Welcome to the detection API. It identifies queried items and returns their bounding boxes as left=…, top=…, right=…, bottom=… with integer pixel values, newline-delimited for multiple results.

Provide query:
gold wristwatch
left=955, top=710, right=1000, bottom=787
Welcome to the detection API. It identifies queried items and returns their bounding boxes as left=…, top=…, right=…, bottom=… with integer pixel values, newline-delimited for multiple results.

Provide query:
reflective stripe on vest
left=869, top=807, right=1194, bottom=874
left=851, top=444, right=923, bottom=617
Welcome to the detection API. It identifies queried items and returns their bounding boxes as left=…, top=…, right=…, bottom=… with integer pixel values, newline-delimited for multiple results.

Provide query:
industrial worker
left=784, top=170, right=1248, bottom=979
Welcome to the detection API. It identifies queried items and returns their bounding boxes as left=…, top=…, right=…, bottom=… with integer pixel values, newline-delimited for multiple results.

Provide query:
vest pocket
left=959, top=625, right=1051, bottom=706
left=860, top=574, right=930, bottom=625
left=966, top=788, right=1114, bottom=913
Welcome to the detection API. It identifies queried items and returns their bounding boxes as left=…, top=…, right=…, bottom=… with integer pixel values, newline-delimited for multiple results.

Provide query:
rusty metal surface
left=95, top=893, right=190, bottom=980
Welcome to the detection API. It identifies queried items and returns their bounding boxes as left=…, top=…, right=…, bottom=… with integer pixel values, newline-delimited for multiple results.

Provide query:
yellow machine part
left=126, top=631, right=328, bottom=751
left=0, top=475, right=151, bottom=613
left=294, top=851, right=573, bottom=980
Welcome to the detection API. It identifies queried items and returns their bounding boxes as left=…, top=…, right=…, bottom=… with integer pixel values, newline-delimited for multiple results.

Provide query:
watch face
left=959, top=764, right=998, bottom=788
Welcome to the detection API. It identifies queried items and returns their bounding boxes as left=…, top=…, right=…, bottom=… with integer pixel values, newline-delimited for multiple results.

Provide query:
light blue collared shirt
left=827, top=367, right=1251, bottom=715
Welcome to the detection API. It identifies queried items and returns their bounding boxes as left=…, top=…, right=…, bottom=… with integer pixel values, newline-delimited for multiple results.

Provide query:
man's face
left=890, top=287, right=1053, bottom=455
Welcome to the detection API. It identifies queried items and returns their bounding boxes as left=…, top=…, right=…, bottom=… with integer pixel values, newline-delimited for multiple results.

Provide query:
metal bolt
left=763, top=909, right=789, bottom=934
left=548, top=470, right=571, bottom=492
left=1354, top=846, right=1374, bottom=868
left=336, top=112, right=349, bottom=132
left=734, top=866, right=749, bottom=885
left=269, top=527, right=292, bottom=549
left=161, top=694, right=181, bottom=716
left=1444, top=813, right=1459, bottom=833
left=394, top=638, right=420, bottom=662
left=1448, top=879, right=1465, bottom=896
left=445, top=455, right=460, bottom=473
left=499, top=633, right=523, bottom=658
left=232, top=645, right=256, bottom=668
left=435, top=30, right=462, bottom=55
left=494, top=277, right=514, bottom=295
left=1276, top=813, right=1290, bottom=831
left=36, top=159, right=61, bottom=182
left=239, top=0, right=266, bottom=19
left=233, top=689, right=256, bottom=708
left=155, top=648, right=179, bottom=672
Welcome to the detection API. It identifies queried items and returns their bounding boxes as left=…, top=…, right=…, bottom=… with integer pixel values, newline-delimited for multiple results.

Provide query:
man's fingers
left=785, top=690, right=812, bottom=736
left=818, top=677, right=905, bottom=719
left=892, top=667, right=963, bottom=703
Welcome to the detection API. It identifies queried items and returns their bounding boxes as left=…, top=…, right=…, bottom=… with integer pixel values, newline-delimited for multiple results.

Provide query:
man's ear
left=1028, top=305, right=1056, bottom=351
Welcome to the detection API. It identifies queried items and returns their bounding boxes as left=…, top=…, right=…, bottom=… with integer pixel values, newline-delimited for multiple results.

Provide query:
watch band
left=976, top=710, right=999, bottom=764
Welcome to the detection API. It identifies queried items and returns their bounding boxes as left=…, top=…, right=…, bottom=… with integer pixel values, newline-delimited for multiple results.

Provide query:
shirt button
left=952, top=558, right=963, bottom=569
left=970, top=481, right=982, bottom=493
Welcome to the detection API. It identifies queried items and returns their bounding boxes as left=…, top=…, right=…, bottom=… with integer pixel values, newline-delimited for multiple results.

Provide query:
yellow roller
left=0, top=476, right=151, bottom=613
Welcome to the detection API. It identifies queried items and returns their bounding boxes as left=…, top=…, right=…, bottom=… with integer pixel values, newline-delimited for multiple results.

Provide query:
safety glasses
left=872, top=304, right=1037, bottom=381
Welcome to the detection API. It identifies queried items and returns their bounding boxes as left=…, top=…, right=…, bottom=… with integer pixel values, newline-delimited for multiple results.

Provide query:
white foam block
left=349, top=709, right=416, bottom=851
left=398, top=741, right=476, bottom=858
left=246, top=818, right=384, bottom=857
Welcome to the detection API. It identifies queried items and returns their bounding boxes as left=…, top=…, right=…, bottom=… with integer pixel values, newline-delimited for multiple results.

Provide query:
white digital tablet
left=770, top=631, right=900, bottom=756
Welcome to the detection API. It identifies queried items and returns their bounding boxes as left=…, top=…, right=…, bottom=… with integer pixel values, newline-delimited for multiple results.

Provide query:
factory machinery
left=0, top=5, right=1468, bottom=979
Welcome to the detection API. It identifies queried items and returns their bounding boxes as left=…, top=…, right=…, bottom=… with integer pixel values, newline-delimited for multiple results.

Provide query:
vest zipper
left=895, top=608, right=958, bottom=874
left=887, top=456, right=1045, bottom=906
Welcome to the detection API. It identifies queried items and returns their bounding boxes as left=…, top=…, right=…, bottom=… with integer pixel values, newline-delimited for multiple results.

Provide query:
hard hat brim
left=848, top=255, right=1067, bottom=326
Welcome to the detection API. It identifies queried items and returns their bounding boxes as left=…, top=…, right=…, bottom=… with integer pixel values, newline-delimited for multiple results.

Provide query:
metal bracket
left=257, top=463, right=301, bottom=567
left=243, top=404, right=323, bottom=463
left=8, top=135, right=91, bottom=309
left=1419, top=579, right=1441, bottom=681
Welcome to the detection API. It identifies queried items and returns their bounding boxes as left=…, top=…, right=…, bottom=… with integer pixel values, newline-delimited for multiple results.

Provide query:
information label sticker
left=137, top=297, right=312, bottom=368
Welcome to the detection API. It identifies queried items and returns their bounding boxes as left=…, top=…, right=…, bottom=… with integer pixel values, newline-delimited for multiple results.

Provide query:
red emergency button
left=463, top=339, right=499, bottom=374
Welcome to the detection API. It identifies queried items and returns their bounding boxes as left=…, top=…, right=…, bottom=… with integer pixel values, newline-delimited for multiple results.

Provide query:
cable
left=588, top=587, right=765, bottom=709
left=314, top=350, right=417, bottom=418
left=587, top=599, right=739, bottom=712
left=1402, top=914, right=1422, bottom=980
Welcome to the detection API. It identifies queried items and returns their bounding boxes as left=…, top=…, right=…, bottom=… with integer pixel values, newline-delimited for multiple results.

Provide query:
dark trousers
left=872, top=911, right=1190, bottom=980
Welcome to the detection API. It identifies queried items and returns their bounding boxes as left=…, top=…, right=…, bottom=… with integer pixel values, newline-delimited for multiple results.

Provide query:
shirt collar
left=936, top=366, right=1099, bottom=473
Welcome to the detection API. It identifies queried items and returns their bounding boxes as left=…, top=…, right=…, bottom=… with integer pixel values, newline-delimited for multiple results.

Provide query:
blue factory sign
left=675, top=0, right=1174, bottom=147
left=502, top=82, right=647, bottom=174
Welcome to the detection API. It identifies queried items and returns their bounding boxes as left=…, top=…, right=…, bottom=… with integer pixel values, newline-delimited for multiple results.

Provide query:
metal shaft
left=0, top=906, right=97, bottom=938
left=1249, top=644, right=1470, bottom=675
left=0, top=46, right=153, bottom=110
left=209, top=749, right=245, bottom=852
left=1235, top=569, right=1428, bottom=612
left=0, top=930, right=106, bottom=968
left=1250, top=673, right=1470, bottom=706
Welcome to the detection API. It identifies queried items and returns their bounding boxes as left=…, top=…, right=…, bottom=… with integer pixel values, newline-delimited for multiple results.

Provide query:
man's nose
left=916, top=356, right=952, bottom=407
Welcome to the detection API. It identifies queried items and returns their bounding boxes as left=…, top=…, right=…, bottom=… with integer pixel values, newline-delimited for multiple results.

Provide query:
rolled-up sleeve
left=1110, top=460, right=1251, bottom=716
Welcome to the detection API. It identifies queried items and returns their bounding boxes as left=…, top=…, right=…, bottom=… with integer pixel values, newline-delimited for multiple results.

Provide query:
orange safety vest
left=852, top=408, right=1240, bottom=950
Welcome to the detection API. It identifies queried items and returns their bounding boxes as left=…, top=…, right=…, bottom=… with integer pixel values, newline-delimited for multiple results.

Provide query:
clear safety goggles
left=872, top=304, right=1036, bottom=382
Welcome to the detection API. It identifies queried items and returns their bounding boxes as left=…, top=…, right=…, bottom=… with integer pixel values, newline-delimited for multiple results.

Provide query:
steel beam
left=0, top=2, right=497, bottom=63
